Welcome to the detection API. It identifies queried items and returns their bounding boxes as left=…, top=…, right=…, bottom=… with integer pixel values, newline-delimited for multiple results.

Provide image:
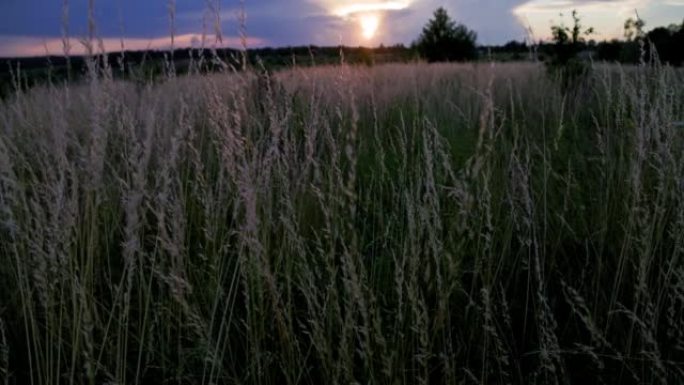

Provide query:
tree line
left=2, top=8, right=683, bottom=98
left=415, top=7, right=684, bottom=66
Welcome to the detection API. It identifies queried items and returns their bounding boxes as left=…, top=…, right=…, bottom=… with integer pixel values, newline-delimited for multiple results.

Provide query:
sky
left=0, top=0, right=682, bottom=57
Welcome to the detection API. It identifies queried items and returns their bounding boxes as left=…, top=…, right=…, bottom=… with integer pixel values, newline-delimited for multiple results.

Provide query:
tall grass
left=0, top=59, right=683, bottom=384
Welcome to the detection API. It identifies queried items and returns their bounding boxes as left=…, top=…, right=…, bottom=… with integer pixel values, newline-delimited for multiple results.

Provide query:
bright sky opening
left=325, top=1, right=411, bottom=43
left=332, top=1, right=411, bottom=17
left=359, top=14, right=381, bottom=39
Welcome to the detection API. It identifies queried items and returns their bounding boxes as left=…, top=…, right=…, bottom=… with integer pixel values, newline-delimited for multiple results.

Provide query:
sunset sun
left=359, top=14, right=380, bottom=39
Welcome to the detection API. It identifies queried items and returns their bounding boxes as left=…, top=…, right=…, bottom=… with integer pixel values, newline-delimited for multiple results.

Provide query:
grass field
left=1, top=59, right=684, bottom=384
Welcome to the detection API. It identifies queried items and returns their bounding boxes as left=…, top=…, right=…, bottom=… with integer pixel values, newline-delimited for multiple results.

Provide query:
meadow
left=1, top=58, right=683, bottom=384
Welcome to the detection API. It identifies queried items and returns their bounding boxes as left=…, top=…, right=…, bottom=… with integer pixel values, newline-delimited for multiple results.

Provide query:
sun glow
left=323, top=1, right=412, bottom=43
left=333, top=1, right=410, bottom=17
left=359, top=14, right=380, bottom=39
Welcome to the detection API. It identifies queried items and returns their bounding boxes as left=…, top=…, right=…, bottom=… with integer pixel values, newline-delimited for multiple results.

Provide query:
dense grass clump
left=0, top=60, right=683, bottom=384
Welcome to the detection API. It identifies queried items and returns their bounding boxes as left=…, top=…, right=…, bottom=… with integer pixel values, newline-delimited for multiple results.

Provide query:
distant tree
left=549, top=10, right=594, bottom=65
left=619, top=17, right=684, bottom=66
left=547, top=10, right=594, bottom=90
left=414, top=7, right=477, bottom=62
left=619, top=16, right=646, bottom=63
left=577, top=17, right=683, bottom=66
left=646, top=21, right=684, bottom=66
left=596, top=39, right=623, bottom=62
left=675, top=20, right=684, bottom=65
left=624, top=17, right=646, bottom=41
left=503, top=40, right=527, bottom=52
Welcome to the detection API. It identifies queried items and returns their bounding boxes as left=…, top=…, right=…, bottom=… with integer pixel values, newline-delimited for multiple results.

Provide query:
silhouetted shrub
left=546, top=10, right=594, bottom=91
